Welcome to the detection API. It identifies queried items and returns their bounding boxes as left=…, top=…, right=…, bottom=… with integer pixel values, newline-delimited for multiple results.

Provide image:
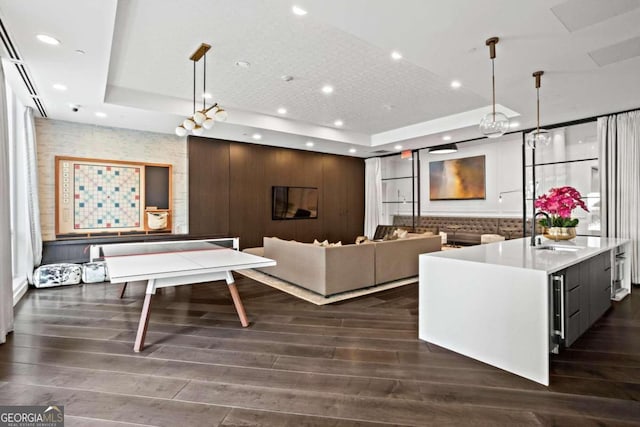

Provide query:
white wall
left=35, top=119, right=188, bottom=240
left=419, top=133, right=523, bottom=217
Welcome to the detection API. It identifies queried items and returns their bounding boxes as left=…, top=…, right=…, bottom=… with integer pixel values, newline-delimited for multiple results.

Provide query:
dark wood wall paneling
left=188, top=137, right=365, bottom=249
left=188, top=138, right=230, bottom=236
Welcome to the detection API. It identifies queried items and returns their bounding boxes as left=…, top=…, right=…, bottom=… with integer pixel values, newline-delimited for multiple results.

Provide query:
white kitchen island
left=419, top=236, right=631, bottom=385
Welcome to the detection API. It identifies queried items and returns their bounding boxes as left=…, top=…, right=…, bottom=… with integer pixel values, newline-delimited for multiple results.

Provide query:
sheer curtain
left=21, top=107, right=42, bottom=282
left=7, top=88, right=41, bottom=294
left=599, top=110, right=640, bottom=284
left=364, top=158, right=383, bottom=239
left=1, top=64, right=14, bottom=344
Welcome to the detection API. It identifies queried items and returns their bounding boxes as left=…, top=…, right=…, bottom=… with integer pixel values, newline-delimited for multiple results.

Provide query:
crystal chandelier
left=479, top=37, right=509, bottom=138
left=175, top=43, right=227, bottom=137
left=526, top=71, right=551, bottom=148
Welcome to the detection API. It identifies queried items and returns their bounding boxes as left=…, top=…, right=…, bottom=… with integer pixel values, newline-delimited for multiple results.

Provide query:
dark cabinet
left=555, top=251, right=611, bottom=348
left=590, top=251, right=612, bottom=321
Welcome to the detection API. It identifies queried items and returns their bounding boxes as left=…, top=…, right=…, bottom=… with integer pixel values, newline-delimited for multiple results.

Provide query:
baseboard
left=13, top=277, right=28, bottom=306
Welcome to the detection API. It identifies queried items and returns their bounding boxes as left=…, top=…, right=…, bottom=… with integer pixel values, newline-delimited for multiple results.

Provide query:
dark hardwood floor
left=1, top=277, right=639, bottom=426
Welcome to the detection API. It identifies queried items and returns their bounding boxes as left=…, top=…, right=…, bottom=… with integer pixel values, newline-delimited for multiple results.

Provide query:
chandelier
left=175, top=43, right=227, bottom=137
left=479, top=37, right=509, bottom=138
left=526, top=71, right=551, bottom=148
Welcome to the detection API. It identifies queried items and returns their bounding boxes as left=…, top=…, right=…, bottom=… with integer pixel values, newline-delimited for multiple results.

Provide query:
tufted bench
left=393, top=215, right=538, bottom=245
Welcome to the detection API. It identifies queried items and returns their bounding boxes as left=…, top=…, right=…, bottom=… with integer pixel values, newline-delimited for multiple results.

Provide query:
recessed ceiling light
left=52, top=83, right=67, bottom=91
left=334, top=119, right=343, bottom=127
left=277, top=107, right=287, bottom=115
left=394, top=145, right=402, bottom=150
left=95, top=112, right=107, bottom=118
left=305, top=141, right=314, bottom=147
left=202, top=92, right=212, bottom=99
left=36, top=34, right=60, bottom=45
left=292, top=5, right=308, bottom=16
left=349, top=148, right=357, bottom=153
left=252, top=133, right=262, bottom=140
left=391, top=51, right=403, bottom=60
left=321, top=85, right=334, bottom=94
left=442, top=135, right=452, bottom=141
left=74, top=49, right=86, bottom=55
left=235, top=60, right=251, bottom=68
left=281, top=75, right=294, bottom=82
left=509, top=121, right=520, bottom=128
left=450, top=80, right=462, bottom=89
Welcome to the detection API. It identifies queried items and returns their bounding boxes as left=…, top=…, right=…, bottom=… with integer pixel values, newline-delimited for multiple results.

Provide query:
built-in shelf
left=525, top=157, right=598, bottom=168
left=382, top=201, right=417, bottom=204
left=526, top=196, right=599, bottom=201
left=381, top=176, right=414, bottom=181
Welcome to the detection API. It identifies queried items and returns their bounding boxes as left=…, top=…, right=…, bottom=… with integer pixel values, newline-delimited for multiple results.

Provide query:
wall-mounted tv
left=272, top=186, right=318, bottom=220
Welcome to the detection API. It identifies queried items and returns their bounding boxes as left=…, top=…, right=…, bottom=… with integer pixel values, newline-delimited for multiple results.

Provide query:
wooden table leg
left=119, top=282, right=128, bottom=299
left=134, top=280, right=155, bottom=352
left=226, top=272, right=249, bottom=327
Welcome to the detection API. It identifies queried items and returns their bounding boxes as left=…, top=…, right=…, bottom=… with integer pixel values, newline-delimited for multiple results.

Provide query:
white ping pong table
left=94, top=238, right=276, bottom=352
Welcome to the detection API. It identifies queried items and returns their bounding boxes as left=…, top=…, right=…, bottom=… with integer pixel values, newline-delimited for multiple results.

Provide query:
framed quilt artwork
left=56, top=157, right=172, bottom=235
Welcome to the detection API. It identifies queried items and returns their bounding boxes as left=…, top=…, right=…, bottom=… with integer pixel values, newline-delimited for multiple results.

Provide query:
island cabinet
left=554, top=251, right=611, bottom=348
left=419, top=236, right=631, bottom=385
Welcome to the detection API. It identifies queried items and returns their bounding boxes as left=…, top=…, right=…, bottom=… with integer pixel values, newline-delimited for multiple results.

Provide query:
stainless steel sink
left=535, top=245, right=584, bottom=252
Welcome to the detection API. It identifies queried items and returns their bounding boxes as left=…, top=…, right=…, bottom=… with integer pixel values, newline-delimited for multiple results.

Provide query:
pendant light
left=175, top=43, right=228, bottom=137
left=479, top=37, right=509, bottom=138
left=526, top=71, right=551, bottom=148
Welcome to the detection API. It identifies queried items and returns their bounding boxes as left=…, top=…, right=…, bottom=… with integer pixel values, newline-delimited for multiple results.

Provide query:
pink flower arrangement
left=534, top=186, right=589, bottom=227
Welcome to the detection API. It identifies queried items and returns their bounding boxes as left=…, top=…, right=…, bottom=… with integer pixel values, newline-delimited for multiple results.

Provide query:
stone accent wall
left=35, top=119, right=188, bottom=240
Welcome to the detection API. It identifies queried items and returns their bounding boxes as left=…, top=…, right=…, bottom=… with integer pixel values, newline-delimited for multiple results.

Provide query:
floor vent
left=0, top=17, right=47, bottom=117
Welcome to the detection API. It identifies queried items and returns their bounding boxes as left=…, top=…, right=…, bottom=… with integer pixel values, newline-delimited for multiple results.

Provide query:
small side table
left=446, top=225, right=463, bottom=247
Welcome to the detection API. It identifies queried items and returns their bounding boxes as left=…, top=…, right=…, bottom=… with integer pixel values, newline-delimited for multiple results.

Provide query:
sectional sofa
left=258, top=235, right=441, bottom=296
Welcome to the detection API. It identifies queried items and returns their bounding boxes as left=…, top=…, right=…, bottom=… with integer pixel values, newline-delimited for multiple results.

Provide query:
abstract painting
left=429, top=155, right=486, bottom=200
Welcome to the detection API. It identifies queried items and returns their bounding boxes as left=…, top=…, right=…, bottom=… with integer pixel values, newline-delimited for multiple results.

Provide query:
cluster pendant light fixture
left=526, top=71, right=551, bottom=148
left=175, top=43, right=227, bottom=137
left=479, top=37, right=509, bottom=138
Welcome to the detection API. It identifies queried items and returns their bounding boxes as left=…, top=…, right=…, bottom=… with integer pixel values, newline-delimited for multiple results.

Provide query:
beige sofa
left=260, top=235, right=441, bottom=296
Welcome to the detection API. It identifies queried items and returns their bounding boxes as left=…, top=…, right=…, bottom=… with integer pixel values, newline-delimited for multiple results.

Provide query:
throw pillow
left=313, top=239, right=330, bottom=247
left=394, top=228, right=409, bottom=239
left=382, top=232, right=398, bottom=241
left=355, top=235, right=369, bottom=245
left=329, top=241, right=342, bottom=247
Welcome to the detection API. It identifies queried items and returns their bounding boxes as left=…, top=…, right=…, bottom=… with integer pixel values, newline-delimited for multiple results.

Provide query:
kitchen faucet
left=531, top=211, right=551, bottom=246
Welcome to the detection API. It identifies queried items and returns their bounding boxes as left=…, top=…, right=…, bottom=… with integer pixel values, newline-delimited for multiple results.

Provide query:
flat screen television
left=272, top=186, right=318, bottom=220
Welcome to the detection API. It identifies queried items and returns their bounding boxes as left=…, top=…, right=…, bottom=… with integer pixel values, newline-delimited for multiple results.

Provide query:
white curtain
left=22, top=107, right=42, bottom=281
left=598, top=110, right=640, bottom=284
left=0, top=63, right=14, bottom=344
left=7, top=91, right=41, bottom=288
left=364, top=157, right=383, bottom=239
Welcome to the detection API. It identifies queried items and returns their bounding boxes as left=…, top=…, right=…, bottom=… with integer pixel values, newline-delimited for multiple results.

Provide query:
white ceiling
left=1, top=0, right=639, bottom=157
